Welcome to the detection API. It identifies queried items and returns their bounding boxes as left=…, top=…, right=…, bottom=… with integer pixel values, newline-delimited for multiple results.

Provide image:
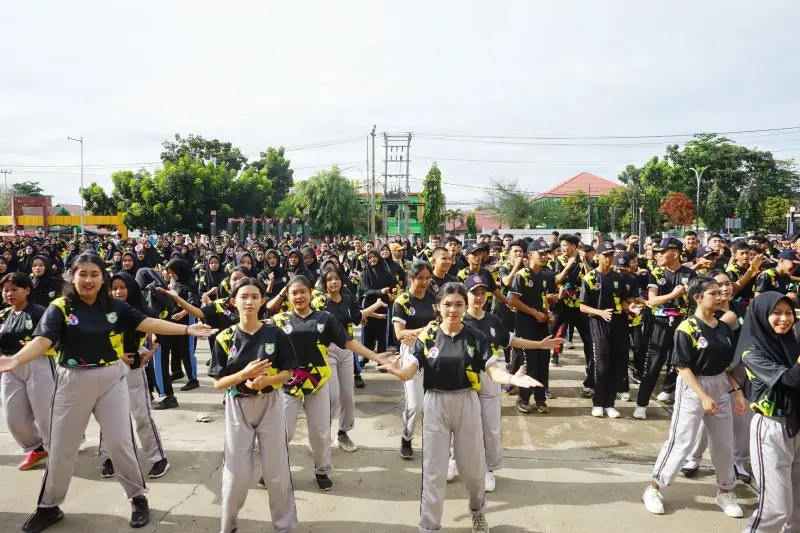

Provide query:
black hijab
left=205, top=254, right=227, bottom=289
left=135, top=267, right=173, bottom=317
left=110, top=272, right=144, bottom=312
left=363, top=249, right=395, bottom=290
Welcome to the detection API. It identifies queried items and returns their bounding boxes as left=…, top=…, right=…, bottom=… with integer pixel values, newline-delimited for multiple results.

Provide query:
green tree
left=761, top=197, right=792, bottom=233
left=0, top=192, right=11, bottom=216
left=704, top=181, right=731, bottom=232
left=561, top=191, right=590, bottom=228
left=56, top=207, right=71, bottom=216
left=81, top=182, right=117, bottom=215
left=444, top=208, right=464, bottom=231
left=420, top=163, right=445, bottom=237
left=280, top=166, right=365, bottom=237
left=479, top=179, right=531, bottom=228
left=245, top=147, right=294, bottom=210
left=161, top=134, right=248, bottom=172
left=465, top=212, right=477, bottom=236
left=595, top=188, right=631, bottom=234
left=10, top=181, right=44, bottom=196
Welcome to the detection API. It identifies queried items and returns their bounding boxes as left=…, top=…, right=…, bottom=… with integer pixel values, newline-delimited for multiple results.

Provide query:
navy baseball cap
left=777, top=249, right=800, bottom=262
left=597, top=241, right=615, bottom=255
left=654, top=237, right=683, bottom=253
left=698, top=245, right=717, bottom=257
left=464, top=242, right=489, bottom=255
left=527, top=240, right=549, bottom=253
left=614, top=253, right=631, bottom=267
left=464, top=274, right=490, bottom=291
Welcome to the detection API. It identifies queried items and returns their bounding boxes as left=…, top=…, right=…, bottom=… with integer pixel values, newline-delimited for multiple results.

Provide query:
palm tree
left=444, top=209, right=464, bottom=231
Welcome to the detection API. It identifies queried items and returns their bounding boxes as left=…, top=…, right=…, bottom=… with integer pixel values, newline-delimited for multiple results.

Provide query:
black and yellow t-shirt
left=392, top=291, right=437, bottom=330
left=0, top=303, right=46, bottom=356
left=671, top=316, right=734, bottom=376
left=463, top=312, right=511, bottom=365
left=209, top=323, right=298, bottom=398
left=270, top=310, right=348, bottom=397
left=428, top=272, right=458, bottom=297
left=647, top=266, right=696, bottom=317
left=580, top=269, right=628, bottom=315
left=405, top=323, right=491, bottom=391
left=554, top=255, right=583, bottom=308
left=200, top=298, right=240, bottom=331
left=35, top=296, right=147, bottom=368
left=311, top=292, right=362, bottom=338
left=727, top=263, right=756, bottom=301
left=742, top=347, right=795, bottom=418
left=509, top=267, right=556, bottom=335
left=754, top=268, right=793, bottom=296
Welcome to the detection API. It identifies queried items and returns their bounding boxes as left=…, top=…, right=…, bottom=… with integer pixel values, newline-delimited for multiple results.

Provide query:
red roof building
left=535, top=171, right=623, bottom=200
left=450, top=210, right=504, bottom=232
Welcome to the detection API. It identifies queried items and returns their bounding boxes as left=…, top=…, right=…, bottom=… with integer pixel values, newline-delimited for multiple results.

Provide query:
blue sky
left=2, top=0, right=799, bottom=210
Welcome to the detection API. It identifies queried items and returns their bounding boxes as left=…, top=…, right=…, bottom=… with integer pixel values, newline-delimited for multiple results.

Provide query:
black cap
left=596, top=241, right=615, bottom=255
left=582, top=245, right=595, bottom=253
left=464, top=274, right=490, bottom=291
left=614, top=253, right=631, bottom=267
left=778, top=249, right=800, bottom=262
left=698, top=245, right=717, bottom=257
left=464, top=242, right=489, bottom=255
left=654, top=237, right=683, bottom=252
left=527, top=240, right=549, bottom=253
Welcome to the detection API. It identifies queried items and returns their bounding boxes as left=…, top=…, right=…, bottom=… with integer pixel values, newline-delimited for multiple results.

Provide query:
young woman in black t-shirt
left=0, top=253, right=216, bottom=533
left=643, top=276, right=745, bottom=518
left=208, top=277, right=300, bottom=533
left=381, top=282, right=541, bottom=533
left=0, top=272, right=53, bottom=472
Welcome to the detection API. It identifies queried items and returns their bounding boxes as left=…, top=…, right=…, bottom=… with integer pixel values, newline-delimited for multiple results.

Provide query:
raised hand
left=241, top=359, right=272, bottom=380
left=187, top=323, right=219, bottom=338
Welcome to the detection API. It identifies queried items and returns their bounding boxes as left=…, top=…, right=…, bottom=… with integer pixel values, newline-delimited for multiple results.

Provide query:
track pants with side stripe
left=327, top=344, right=355, bottom=433
left=39, top=363, right=148, bottom=508
left=419, top=390, right=486, bottom=533
left=743, top=414, right=800, bottom=533
left=99, top=366, right=166, bottom=467
left=1, top=356, right=55, bottom=452
left=687, top=409, right=753, bottom=465
left=401, top=343, right=425, bottom=442
left=284, top=385, right=332, bottom=475
left=589, top=315, right=629, bottom=408
left=637, top=315, right=679, bottom=407
left=221, top=391, right=298, bottom=533
left=650, top=373, right=735, bottom=491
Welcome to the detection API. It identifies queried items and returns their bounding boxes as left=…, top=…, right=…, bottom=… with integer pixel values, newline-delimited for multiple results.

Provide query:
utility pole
left=404, top=132, right=411, bottom=236
left=382, top=133, right=413, bottom=239
left=370, top=125, right=376, bottom=238
left=690, top=166, right=708, bottom=233
left=0, top=169, right=11, bottom=193
left=67, top=136, right=84, bottom=234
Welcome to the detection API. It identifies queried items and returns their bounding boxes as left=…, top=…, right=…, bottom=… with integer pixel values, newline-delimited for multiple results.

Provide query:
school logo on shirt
left=428, top=347, right=440, bottom=360
left=613, top=281, right=619, bottom=289
left=48, top=291, right=55, bottom=298
left=489, top=326, right=495, bottom=338
left=68, top=313, right=79, bottom=326
left=526, top=279, right=533, bottom=288
left=24, top=318, right=33, bottom=330
left=282, top=325, right=292, bottom=334
left=659, top=278, right=667, bottom=286
left=467, top=345, right=475, bottom=357
left=408, top=307, right=416, bottom=316
left=106, top=312, right=118, bottom=324
left=697, top=336, right=708, bottom=349
left=316, top=323, right=325, bottom=334
left=432, top=284, right=439, bottom=292
left=230, top=345, right=238, bottom=357
left=264, top=343, right=275, bottom=355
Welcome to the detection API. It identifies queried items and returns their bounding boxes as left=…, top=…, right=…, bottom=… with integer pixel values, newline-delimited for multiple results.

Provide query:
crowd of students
left=0, top=228, right=797, bottom=533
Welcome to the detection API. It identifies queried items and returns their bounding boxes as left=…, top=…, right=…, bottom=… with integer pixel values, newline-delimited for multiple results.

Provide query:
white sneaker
left=656, top=391, right=675, bottom=402
left=643, top=486, right=665, bottom=515
left=715, top=490, right=743, bottom=518
left=591, top=406, right=604, bottom=418
left=604, top=407, right=621, bottom=418
left=565, top=341, right=575, bottom=349
left=446, top=459, right=458, bottom=482
left=484, top=470, right=496, bottom=492
left=633, top=406, right=647, bottom=420
left=618, top=392, right=632, bottom=402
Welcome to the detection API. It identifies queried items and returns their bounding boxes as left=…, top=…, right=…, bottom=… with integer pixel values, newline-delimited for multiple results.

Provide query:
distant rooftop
left=535, top=172, right=623, bottom=199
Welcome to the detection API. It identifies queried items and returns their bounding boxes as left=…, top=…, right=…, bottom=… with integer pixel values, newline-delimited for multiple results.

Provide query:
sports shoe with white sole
left=618, top=392, right=631, bottom=402
left=565, top=341, right=575, bottom=349
left=633, top=406, right=647, bottom=420
left=604, top=407, right=621, bottom=418
left=591, top=406, right=604, bottom=418
left=484, top=470, right=496, bottom=492
left=335, top=432, right=358, bottom=452
left=715, top=490, right=743, bottom=518
left=447, top=459, right=458, bottom=482
left=471, top=512, right=489, bottom=533
left=656, top=391, right=674, bottom=403
left=643, top=486, right=665, bottom=514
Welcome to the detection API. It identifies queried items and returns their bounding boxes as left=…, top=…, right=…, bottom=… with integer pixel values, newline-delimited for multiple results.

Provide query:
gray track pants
left=284, top=385, right=332, bottom=475
left=420, top=390, right=486, bottom=533
left=401, top=344, right=424, bottom=442
left=687, top=407, right=753, bottom=465
left=221, top=391, right=298, bottom=533
left=328, top=344, right=355, bottom=433
left=39, top=363, right=148, bottom=507
left=651, top=373, right=736, bottom=491
left=449, top=374, right=503, bottom=471
left=743, top=414, right=800, bottom=533
left=1, top=356, right=54, bottom=452
left=99, top=366, right=166, bottom=466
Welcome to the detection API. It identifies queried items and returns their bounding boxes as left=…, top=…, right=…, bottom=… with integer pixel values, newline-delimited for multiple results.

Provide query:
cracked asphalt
left=0, top=340, right=758, bottom=532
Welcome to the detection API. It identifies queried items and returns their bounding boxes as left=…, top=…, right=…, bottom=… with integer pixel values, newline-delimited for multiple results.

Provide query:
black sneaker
left=257, top=476, right=266, bottom=489
left=180, top=379, right=199, bottom=391
left=550, top=355, right=559, bottom=366
left=354, top=374, right=366, bottom=389
left=101, top=458, right=115, bottom=478
left=680, top=465, right=699, bottom=478
left=205, top=358, right=211, bottom=366
left=315, top=473, right=333, bottom=491
left=400, top=438, right=413, bottom=459
left=148, top=458, right=170, bottom=479
left=516, top=399, right=533, bottom=413
left=130, top=496, right=150, bottom=528
left=22, top=506, right=64, bottom=533
left=153, top=396, right=179, bottom=410
left=734, top=463, right=752, bottom=484
left=580, top=387, right=594, bottom=398
left=170, top=371, right=185, bottom=382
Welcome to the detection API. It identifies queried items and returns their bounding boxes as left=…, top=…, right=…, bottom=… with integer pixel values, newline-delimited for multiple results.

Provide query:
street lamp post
left=67, top=136, right=84, bottom=234
left=690, top=166, right=708, bottom=233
